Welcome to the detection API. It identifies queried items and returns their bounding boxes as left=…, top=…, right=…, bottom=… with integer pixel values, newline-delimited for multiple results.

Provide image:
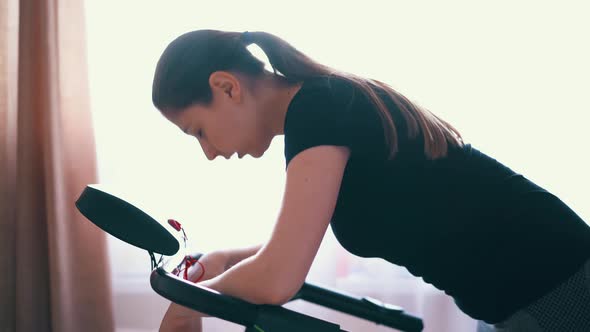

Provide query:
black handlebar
left=291, top=282, right=423, bottom=332
left=150, top=267, right=259, bottom=326
left=150, top=267, right=423, bottom=332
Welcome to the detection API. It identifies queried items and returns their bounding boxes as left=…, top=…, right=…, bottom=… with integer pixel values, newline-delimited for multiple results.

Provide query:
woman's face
left=165, top=72, right=275, bottom=160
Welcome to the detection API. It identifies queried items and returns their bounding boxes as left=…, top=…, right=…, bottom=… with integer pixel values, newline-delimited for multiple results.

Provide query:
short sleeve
left=283, top=77, right=356, bottom=168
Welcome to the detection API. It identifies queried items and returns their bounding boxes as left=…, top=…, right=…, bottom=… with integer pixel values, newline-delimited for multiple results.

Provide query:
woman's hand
left=159, top=251, right=232, bottom=331
left=184, top=250, right=232, bottom=284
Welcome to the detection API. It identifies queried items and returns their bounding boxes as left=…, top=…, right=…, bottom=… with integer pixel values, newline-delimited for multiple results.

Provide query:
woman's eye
left=197, top=129, right=203, bottom=138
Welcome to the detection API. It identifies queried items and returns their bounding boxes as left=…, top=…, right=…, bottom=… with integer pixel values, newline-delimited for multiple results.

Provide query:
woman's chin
left=252, top=149, right=265, bottom=159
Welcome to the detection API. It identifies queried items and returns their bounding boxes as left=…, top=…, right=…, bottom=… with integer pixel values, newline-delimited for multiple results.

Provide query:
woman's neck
left=258, top=74, right=303, bottom=136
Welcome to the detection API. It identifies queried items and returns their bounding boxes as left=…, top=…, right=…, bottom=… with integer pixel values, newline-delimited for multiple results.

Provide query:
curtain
left=0, top=0, right=114, bottom=331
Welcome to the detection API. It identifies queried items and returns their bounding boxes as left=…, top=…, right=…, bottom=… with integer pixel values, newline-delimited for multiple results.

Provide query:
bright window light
left=85, top=0, right=589, bottom=290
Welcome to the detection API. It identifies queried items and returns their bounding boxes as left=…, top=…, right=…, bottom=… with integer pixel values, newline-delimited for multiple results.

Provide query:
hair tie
left=240, top=31, right=253, bottom=44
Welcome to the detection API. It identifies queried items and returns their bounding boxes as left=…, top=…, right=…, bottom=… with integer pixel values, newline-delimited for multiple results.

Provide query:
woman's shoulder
left=287, top=75, right=356, bottom=116
left=283, top=75, right=359, bottom=166
left=287, top=75, right=362, bottom=121
left=300, top=75, right=358, bottom=98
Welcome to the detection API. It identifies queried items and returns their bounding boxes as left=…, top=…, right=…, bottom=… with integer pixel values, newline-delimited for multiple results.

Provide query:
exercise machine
left=75, top=185, right=424, bottom=332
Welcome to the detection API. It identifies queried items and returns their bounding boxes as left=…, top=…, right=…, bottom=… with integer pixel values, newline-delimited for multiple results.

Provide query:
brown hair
left=152, top=29, right=463, bottom=160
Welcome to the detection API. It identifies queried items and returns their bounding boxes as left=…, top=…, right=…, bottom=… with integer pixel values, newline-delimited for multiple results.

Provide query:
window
left=85, top=1, right=588, bottom=330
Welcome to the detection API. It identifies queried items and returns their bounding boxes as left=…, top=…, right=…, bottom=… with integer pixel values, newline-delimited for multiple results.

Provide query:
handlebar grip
left=292, top=282, right=424, bottom=332
left=150, top=267, right=259, bottom=326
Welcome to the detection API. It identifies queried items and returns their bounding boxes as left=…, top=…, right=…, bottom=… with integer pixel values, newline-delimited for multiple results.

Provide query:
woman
left=154, top=30, right=590, bottom=331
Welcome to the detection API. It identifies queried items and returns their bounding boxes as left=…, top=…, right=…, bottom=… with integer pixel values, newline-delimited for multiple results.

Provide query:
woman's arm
left=220, top=243, right=263, bottom=269
left=159, top=245, right=264, bottom=332
left=159, top=304, right=202, bottom=332
left=198, top=145, right=350, bottom=305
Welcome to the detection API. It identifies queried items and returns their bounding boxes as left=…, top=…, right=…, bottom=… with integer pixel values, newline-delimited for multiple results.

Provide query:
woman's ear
left=209, top=71, right=242, bottom=101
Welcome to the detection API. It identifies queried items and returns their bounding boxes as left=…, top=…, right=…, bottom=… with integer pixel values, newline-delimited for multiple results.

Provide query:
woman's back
left=284, top=75, right=590, bottom=323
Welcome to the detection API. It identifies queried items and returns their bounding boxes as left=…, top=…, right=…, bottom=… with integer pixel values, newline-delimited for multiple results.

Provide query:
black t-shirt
left=283, top=75, right=590, bottom=323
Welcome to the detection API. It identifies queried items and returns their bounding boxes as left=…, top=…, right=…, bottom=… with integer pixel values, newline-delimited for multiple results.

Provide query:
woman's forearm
left=198, top=253, right=281, bottom=305
left=159, top=243, right=270, bottom=331
left=221, top=243, right=263, bottom=268
left=160, top=303, right=203, bottom=332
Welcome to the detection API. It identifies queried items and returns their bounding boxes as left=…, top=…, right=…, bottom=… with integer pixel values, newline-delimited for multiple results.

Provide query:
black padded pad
left=75, top=185, right=179, bottom=256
